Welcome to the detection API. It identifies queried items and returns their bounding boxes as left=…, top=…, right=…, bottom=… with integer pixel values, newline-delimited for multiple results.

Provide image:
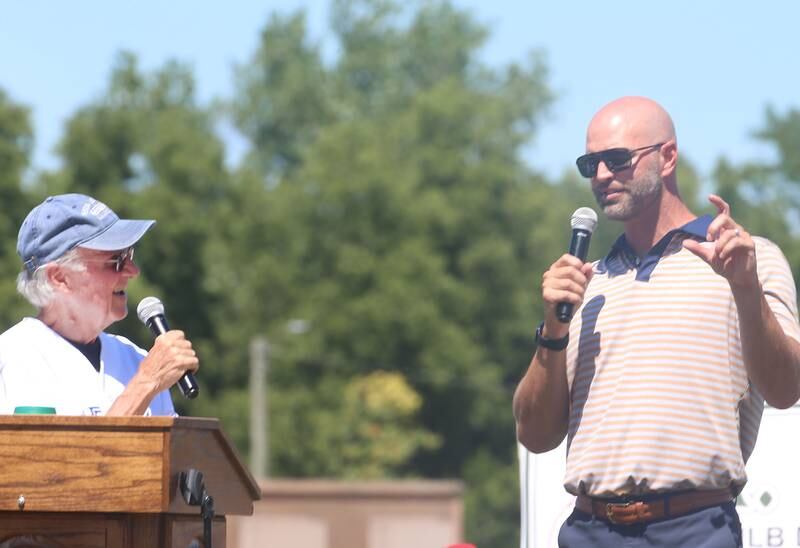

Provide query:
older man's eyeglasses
left=84, top=248, right=135, bottom=272
left=576, top=143, right=665, bottom=178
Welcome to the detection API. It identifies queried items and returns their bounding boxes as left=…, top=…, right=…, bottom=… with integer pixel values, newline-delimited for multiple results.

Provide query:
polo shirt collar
left=601, top=214, right=712, bottom=282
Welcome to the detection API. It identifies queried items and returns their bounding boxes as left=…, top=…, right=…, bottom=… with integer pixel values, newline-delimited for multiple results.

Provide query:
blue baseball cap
left=17, top=194, right=156, bottom=274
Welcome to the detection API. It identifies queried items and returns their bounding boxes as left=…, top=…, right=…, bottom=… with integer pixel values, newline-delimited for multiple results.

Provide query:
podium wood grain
left=0, top=415, right=258, bottom=547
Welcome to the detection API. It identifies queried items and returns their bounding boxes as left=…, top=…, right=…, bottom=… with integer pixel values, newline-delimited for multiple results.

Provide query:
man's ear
left=660, top=139, right=678, bottom=178
left=46, top=264, right=71, bottom=292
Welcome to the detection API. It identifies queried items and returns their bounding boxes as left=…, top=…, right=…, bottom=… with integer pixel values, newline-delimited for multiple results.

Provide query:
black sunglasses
left=576, top=143, right=665, bottom=178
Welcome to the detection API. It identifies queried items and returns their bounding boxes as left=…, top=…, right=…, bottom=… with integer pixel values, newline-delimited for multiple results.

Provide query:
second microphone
left=137, top=296, right=200, bottom=399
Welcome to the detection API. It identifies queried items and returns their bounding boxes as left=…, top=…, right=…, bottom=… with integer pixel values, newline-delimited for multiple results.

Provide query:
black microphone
left=556, top=207, right=598, bottom=323
left=137, top=296, right=199, bottom=399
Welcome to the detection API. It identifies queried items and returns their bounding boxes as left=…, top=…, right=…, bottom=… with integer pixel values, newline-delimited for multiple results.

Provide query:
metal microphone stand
left=180, top=468, right=215, bottom=548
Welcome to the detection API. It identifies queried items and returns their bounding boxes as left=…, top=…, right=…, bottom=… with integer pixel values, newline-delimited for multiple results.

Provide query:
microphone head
left=137, top=296, right=165, bottom=324
left=570, top=207, right=598, bottom=233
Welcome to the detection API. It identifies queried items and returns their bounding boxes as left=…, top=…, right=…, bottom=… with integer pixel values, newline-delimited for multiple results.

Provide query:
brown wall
left=227, top=479, right=465, bottom=548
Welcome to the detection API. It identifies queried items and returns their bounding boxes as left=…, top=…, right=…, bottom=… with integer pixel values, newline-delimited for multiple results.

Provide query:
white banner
left=519, top=406, right=800, bottom=548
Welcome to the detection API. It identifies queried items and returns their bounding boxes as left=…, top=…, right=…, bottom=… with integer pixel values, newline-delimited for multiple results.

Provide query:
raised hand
left=682, top=194, right=758, bottom=290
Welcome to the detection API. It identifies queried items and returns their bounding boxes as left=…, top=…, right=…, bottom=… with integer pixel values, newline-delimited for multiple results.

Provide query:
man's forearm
left=106, top=374, right=159, bottom=416
left=513, top=347, right=570, bottom=453
left=734, top=285, right=800, bottom=408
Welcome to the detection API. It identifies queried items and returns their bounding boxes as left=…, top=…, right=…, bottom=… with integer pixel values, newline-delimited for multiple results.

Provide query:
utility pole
left=249, top=336, right=270, bottom=479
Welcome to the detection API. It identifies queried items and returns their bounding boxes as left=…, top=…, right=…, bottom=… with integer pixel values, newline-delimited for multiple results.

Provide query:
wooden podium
left=0, top=415, right=260, bottom=547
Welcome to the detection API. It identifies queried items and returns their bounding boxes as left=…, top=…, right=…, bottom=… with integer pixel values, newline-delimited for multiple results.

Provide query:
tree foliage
left=207, top=4, right=559, bottom=541
left=0, top=90, right=36, bottom=328
left=708, top=105, right=800, bottom=273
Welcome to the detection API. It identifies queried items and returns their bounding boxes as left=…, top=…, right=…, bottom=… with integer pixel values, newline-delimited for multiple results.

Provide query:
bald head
left=587, top=96, right=676, bottom=150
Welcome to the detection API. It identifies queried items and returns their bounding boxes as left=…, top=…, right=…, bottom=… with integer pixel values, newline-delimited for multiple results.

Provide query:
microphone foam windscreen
left=137, top=296, right=165, bottom=324
left=570, top=207, right=598, bottom=233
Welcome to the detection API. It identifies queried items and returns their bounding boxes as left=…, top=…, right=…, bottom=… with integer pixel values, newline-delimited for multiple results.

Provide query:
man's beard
left=594, top=166, right=663, bottom=221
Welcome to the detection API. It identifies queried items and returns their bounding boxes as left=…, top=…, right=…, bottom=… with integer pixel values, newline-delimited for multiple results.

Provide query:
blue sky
left=2, top=1, right=799, bottom=183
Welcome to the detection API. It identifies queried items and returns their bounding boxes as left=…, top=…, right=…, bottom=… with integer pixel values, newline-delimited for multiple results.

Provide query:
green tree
left=708, top=106, right=800, bottom=275
left=0, top=90, right=36, bottom=327
left=230, top=11, right=332, bottom=176
left=272, top=370, right=440, bottom=478
left=217, top=1, right=558, bottom=545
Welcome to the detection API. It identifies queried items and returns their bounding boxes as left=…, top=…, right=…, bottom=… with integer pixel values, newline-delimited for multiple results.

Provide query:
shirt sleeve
left=755, top=237, right=800, bottom=344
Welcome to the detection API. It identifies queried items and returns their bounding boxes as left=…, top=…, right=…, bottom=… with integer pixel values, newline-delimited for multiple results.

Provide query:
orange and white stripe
left=563, top=232, right=800, bottom=497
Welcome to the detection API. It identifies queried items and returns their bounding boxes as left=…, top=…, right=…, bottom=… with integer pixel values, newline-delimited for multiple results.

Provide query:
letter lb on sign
left=737, top=405, right=800, bottom=547
left=518, top=405, right=800, bottom=548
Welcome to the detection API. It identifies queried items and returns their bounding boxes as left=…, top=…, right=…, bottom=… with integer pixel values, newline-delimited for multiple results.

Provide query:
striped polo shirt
left=563, top=215, right=800, bottom=497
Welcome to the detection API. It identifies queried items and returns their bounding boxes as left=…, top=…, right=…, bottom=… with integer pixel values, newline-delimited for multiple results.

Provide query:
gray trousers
left=557, top=502, right=742, bottom=547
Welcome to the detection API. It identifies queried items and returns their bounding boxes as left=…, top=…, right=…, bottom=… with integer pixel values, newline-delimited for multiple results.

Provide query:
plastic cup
left=13, top=406, right=56, bottom=415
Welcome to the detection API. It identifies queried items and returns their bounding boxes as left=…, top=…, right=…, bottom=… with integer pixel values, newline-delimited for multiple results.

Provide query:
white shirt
left=0, top=317, right=175, bottom=416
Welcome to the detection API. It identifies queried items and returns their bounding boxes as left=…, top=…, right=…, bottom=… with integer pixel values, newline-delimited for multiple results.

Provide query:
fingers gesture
left=682, top=194, right=758, bottom=289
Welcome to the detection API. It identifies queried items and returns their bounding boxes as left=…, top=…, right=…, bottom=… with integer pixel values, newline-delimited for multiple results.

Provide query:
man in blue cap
left=0, top=193, right=199, bottom=416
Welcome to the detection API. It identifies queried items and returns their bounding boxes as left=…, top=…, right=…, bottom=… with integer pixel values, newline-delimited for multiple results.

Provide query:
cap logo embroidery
left=81, top=200, right=112, bottom=220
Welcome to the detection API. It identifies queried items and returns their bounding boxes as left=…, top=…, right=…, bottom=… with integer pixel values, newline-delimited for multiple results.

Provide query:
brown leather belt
left=575, top=489, right=733, bottom=525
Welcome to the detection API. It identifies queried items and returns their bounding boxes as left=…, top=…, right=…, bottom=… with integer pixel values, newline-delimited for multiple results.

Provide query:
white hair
left=16, top=249, right=87, bottom=309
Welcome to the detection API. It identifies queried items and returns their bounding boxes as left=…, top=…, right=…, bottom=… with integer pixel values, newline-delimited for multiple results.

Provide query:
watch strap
left=535, top=321, right=569, bottom=350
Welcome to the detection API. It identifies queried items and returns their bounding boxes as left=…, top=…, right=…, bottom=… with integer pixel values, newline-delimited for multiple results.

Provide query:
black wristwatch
left=535, top=321, right=569, bottom=351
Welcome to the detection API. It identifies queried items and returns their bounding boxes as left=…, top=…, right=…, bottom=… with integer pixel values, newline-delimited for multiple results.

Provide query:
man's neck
left=623, top=196, right=695, bottom=257
left=38, top=304, right=101, bottom=344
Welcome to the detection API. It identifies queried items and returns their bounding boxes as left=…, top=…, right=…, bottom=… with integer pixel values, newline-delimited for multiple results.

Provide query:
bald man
left=513, top=96, right=800, bottom=547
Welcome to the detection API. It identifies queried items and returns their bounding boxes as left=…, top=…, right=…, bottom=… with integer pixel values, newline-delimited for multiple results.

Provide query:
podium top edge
left=0, top=415, right=220, bottom=430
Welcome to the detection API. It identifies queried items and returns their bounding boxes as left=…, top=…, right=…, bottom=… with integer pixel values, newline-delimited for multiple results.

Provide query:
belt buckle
left=605, top=501, right=632, bottom=524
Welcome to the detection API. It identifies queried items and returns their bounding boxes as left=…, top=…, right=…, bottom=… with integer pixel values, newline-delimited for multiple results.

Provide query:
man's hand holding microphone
left=107, top=296, right=200, bottom=416
left=537, top=208, right=598, bottom=349
left=137, top=296, right=200, bottom=399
